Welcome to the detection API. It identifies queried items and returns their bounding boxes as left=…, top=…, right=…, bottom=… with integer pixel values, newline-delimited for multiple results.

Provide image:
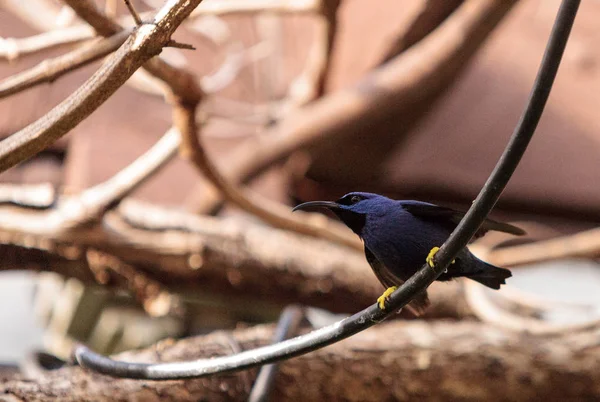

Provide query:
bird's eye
left=350, top=195, right=362, bottom=204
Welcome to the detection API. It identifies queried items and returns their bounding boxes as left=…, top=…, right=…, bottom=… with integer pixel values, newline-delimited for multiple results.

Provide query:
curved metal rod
left=74, top=0, right=580, bottom=380
left=248, top=305, right=306, bottom=402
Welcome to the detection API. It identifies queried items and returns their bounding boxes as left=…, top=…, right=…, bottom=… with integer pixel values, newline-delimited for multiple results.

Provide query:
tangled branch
left=73, top=0, right=581, bottom=380
left=0, top=0, right=205, bottom=172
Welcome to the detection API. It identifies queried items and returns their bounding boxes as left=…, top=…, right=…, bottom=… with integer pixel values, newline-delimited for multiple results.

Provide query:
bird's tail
left=466, top=261, right=512, bottom=290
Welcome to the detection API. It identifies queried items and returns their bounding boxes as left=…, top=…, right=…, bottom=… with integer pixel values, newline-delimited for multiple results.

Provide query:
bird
left=292, top=192, right=525, bottom=315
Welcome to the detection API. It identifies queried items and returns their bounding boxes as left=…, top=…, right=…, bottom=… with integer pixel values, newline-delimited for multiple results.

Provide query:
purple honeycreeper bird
left=293, top=192, right=525, bottom=315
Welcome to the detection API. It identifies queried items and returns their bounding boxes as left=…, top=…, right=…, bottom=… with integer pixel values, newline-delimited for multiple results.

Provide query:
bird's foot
left=426, top=247, right=454, bottom=273
left=377, top=286, right=398, bottom=310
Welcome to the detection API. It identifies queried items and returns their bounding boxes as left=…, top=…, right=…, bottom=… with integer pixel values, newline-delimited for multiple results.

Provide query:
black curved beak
left=292, top=200, right=341, bottom=212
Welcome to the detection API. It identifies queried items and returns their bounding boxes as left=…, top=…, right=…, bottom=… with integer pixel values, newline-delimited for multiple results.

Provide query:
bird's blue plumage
left=293, top=192, right=523, bottom=313
left=362, top=200, right=453, bottom=280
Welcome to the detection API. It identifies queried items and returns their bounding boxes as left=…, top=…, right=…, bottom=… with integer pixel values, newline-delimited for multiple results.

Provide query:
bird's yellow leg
left=377, top=286, right=398, bottom=310
left=426, top=247, right=455, bottom=271
left=426, top=247, right=440, bottom=268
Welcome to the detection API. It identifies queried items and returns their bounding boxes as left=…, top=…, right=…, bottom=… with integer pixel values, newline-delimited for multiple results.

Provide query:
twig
left=0, top=30, right=131, bottom=99
left=200, top=97, right=284, bottom=126
left=74, top=0, right=580, bottom=379
left=189, top=0, right=320, bottom=17
left=175, top=101, right=361, bottom=250
left=2, top=0, right=318, bottom=62
left=0, top=128, right=179, bottom=234
left=144, top=27, right=360, bottom=250
left=63, top=0, right=122, bottom=37
left=123, top=0, right=143, bottom=26
left=4, top=0, right=196, bottom=99
left=63, top=0, right=204, bottom=102
left=117, top=14, right=247, bottom=97
left=62, top=128, right=180, bottom=226
left=0, top=0, right=204, bottom=173
left=467, top=227, right=600, bottom=323
left=0, top=25, right=95, bottom=61
left=190, top=16, right=260, bottom=94
left=165, top=39, right=195, bottom=50
left=0, top=183, right=55, bottom=209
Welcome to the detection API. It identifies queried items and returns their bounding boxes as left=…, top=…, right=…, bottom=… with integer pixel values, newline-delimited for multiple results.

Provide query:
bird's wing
left=364, top=246, right=430, bottom=316
left=401, top=201, right=525, bottom=238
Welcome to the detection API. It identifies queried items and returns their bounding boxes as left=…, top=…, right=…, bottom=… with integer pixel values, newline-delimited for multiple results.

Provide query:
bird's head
left=292, top=192, right=391, bottom=236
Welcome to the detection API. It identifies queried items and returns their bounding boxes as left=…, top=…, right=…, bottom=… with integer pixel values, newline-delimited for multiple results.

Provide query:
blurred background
left=1, top=0, right=600, bottom=398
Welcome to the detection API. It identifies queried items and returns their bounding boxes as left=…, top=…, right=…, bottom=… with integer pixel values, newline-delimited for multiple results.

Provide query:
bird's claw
left=426, top=247, right=440, bottom=268
left=377, top=286, right=398, bottom=310
left=426, top=247, right=454, bottom=272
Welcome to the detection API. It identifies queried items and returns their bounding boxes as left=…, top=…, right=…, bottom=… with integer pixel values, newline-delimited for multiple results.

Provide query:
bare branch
left=72, top=0, right=579, bottom=380
left=10, top=193, right=600, bottom=325
left=0, top=196, right=376, bottom=313
left=0, top=30, right=131, bottom=99
left=63, top=0, right=122, bottom=37
left=123, top=0, right=143, bottom=26
left=0, top=194, right=472, bottom=321
left=175, top=100, right=361, bottom=250
left=108, top=6, right=362, bottom=251
left=486, top=227, right=600, bottom=267
left=190, top=16, right=258, bottom=95
left=0, top=183, right=55, bottom=208
left=165, top=39, right=195, bottom=50
left=0, top=25, right=95, bottom=61
left=63, top=128, right=180, bottom=226
left=378, top=0, right=463, bottom=64
left=0, top=128, right=178, bottom=234
left=189, top=0, right=320, bottom=17
left=63, top=0, right=204, bottom=101
left=0, top=0, right=204, bottom=173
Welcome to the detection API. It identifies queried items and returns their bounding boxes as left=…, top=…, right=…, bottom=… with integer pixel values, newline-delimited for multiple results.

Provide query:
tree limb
left=0, top=0, right=204, bottom=173
left=378, top=0, right=463, bottom=64
left=0, top=30, right=131, bottom=99
left=0, top=25, right=95, bottom=61
left=63, top=0, right=204, bottom=102
left=189, top=0, right=320, bottom=17
left=486, top=226, right=600, bottom=267
left=3, top=321, right=600, bottom=401
left=175, top=100, right=361, bottom=250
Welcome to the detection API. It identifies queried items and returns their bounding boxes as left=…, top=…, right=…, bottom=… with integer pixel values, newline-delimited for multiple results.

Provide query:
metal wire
left=74, top=0, right=580, bottom=380
left=248, top=306, right=305, bottom=402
